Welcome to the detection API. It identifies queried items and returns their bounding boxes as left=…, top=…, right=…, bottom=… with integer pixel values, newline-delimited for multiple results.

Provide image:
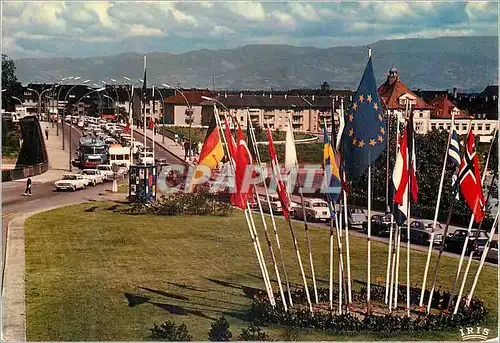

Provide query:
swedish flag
left=340, top=56, right=387, bottom=180
left=323, top=122, right=341, bottom=204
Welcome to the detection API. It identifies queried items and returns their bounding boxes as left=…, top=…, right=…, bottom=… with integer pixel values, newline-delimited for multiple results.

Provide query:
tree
left=2, top=54, right=23, bottom=112
left=149, top=320, right=192, bottom=341
left=238, top=322, right=271, bottom=341
left=320, top=81, right=330, bottom=93
left=208, top=316, right=232, bottom=341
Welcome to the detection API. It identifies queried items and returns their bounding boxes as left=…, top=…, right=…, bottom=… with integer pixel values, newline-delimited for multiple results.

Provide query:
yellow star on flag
left=369, top=139, right=376, bottom=146
left=378, top=135, right=384, bottom=142
left=349, top=114, right=354, bottom=121
left=377, top=114, right=383, bottom=121
left=349, top=128, right=354, bottom=136
left=359, top=94, right=364, bottom=102
left=380, top=127, right=385, bottom=134
left=352, top=137, right=357, bottom=146
left=352, top=103, right=358, bottom=110
left=358, top=140, right=365, bottom=147
left=373, top=103, right=379, bottom=110
left=367, top=94, right=372, bottom=103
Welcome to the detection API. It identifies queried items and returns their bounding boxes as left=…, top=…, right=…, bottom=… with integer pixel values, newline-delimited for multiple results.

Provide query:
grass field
left=25, top=202, right=498, bottom=341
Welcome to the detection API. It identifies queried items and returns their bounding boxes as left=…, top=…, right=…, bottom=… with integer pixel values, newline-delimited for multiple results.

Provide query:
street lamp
left=27, top=86, right=54, bottom=121
left=103, top=94, right=114, bottom=108
left=63, top=79, right=90, bottom=150
left=151, top=85, right=165, bottom=142
left=56, top=76, right=77, bottom=136
left=164, top=84, right=193, bottom=161
left=69, top=87, right=106, bottom=171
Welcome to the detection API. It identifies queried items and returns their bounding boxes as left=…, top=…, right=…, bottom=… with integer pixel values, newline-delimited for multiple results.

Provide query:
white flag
left=285, top=120, right=297, bottom=172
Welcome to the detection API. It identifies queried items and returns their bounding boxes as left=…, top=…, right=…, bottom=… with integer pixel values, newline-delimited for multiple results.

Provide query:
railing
left=2, top=160, right=49, bottom=182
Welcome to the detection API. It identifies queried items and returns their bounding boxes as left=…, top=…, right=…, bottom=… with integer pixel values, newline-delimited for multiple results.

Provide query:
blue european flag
left=340, top=57, right=387, bottom=180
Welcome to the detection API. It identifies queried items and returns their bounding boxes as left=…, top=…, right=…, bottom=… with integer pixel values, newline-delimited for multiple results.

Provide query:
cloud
left=1, top=1, right=497, bottom=59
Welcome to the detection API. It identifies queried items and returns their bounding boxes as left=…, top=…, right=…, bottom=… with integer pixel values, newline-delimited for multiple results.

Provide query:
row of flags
left=191, top=55, right=488, bottom=228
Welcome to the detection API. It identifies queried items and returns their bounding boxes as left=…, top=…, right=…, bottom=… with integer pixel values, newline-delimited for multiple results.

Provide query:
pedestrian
left=45, top=127, right=49, bottom=140
left=24, top=176, right=32, bottom=196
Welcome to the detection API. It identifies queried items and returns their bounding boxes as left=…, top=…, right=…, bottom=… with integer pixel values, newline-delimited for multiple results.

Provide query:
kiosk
left=128, top=165, right=157, bottom=203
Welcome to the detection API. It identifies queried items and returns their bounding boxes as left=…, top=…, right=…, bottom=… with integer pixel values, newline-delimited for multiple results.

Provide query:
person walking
left=45, top=127, right=49, bottom=140
left=24, top=176, right=32, bottom=196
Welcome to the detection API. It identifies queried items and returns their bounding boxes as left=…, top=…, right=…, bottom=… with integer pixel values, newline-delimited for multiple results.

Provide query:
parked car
left=401, top=220, right=444, bottom=246
left=80, top=169, right=106, bottom=185
left=260, top=194, right=283, bottom=214
left=348, top=207, right=368, bottom=228
left=486, top=239, right=498, bottom=263
left=362, top=214, right=394, bottom=236
left=292, top=198, right=330, bottom=222
left=444, top=229, right=489, bottom=255
left=54, top=174, right=87, bottom=191
left=138, top=151, right=154, bottom=165
left=95, top=164, right=115, bottom=181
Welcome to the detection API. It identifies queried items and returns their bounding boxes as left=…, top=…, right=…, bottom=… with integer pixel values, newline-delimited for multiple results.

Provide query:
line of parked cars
left=54, top=165, right=116, bottom=192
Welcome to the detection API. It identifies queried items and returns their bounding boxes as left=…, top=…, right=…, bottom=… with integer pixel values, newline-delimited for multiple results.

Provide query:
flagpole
left=447, top=128, right=494, bottom=310
left=152, top=85, right=155, bottom=164
left=393, top=112, right=405, bottom=310
left=406, top=102, right=414, bottom=317
left=384, top=108, right=393, bottom=305
left=453, top=171, right=496, bottom=314
left=214, top=106, right=275, bottom=306
left=338, top=98, right=352, bottom=305
left=419, top=113, right=456, bottom=307
left=269, top=122, right=313, bottom=313
left=466, top=209, right=499, bottom=306
left=287, top=116, right=319, bottom=304
left=247, top=113, right=289, bottom=311
left=129, top=85, right=134, bottom=167
left=143, top=54, right=147, bottom=154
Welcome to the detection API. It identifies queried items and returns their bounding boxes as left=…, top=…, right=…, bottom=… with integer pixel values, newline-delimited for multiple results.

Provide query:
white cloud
left=210, top=25, right=236, bottom=37
left=270, top=10, right=296, bottom=29
left=288, top=3, right=319, bottom=21
left=225, top=2, right=266, bottom=21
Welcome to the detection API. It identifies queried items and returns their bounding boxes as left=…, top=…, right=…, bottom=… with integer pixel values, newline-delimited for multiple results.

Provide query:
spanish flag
left=189, top=105, right=224, bottom=191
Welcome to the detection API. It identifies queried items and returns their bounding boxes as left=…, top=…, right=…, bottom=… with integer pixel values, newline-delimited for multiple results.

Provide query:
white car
left=80, top=169, right=106, bottom=186
left=95, top=165, right=115, bottom=181
left=55, top=174, right=87, bottom=191
left=486, top=240, right=498, bottom=263
left=292, top=198, right=331, bottom=222
left=138, top=151, right=154, bottom=165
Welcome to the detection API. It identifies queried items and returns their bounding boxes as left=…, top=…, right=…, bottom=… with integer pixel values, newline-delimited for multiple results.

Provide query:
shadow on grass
left=105, top=204, right=120, bottom=211
left=139, top=287, right=190, bottom=301
left=84, top=206, right=99, bottom=212
left=204, top=277, right=261, bottom=300
left=166, top=281, right=207, bottom=293
left=124, top=292, right=150, bottom=307
left=150, top=302, right=217, bottom=321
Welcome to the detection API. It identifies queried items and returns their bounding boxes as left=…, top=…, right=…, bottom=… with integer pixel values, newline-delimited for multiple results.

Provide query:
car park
left=362, top=214, right=395, bottom=236
left=55, top=174, right=87, bottom=191
left=401, top=220, right=444, bottom=246
left=444, top=229, right=489, bottom=255
left=292, top=198, right=330, bottom=222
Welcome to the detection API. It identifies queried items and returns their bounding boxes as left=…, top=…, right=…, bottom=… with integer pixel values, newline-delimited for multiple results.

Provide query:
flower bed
left=247, top=285, right=488, bottom=334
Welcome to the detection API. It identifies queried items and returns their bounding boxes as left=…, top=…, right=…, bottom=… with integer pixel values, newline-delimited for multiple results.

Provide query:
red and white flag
left=457, top=130, right=485, bottom=222
left=149, top=118, right=155, bottom=130
left=230, top=125, right=253, bottom=209
left=266, top=126, right=291, bottom=219
left=123, top=121, right=131, bottom=134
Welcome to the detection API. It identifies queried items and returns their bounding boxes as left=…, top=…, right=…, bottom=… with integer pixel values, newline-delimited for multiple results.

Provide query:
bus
left=108, top=144, right=131, bottom=171
left=77, top=137, right=109, bottom=168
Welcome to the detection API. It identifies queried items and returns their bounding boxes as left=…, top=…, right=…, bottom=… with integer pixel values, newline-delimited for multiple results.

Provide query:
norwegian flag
left=266, top=126, right=291, bottom=219
left=457, top=130, right=485, bottom=222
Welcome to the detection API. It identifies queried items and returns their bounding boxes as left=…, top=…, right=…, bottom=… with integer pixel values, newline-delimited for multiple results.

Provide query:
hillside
left=14, top=36, right=497, bottom=92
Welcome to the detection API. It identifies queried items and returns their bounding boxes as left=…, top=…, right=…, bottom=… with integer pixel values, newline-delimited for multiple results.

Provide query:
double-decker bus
left=77, top=137, right=109, bottom=168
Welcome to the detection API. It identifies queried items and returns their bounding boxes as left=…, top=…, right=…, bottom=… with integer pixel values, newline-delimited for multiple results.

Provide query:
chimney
left=312, top=95, right=315, bottom=101
left=284, top=94, right=287, bottom=99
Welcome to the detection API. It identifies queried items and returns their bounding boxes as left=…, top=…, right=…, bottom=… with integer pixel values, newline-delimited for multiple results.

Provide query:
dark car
left=362, top=214, right=395, bottom=236
left=401, top=220, right=444, bottom=246
left=444, top=229, right=489, bottom=255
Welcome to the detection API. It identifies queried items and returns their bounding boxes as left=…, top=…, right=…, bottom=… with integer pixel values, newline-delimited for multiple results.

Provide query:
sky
left=1, top=1, right=498, bottom=59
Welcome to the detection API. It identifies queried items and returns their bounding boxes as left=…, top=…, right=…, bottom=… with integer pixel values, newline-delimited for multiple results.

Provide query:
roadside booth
left=128, top=165, right=157, bottom=203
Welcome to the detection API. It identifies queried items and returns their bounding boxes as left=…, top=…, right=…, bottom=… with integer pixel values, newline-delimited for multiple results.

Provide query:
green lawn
left=25, top=202, right=498, bottom=341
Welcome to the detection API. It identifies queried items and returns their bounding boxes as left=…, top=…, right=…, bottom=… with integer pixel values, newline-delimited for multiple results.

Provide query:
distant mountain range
left=14, top=36, right=497, bottom=92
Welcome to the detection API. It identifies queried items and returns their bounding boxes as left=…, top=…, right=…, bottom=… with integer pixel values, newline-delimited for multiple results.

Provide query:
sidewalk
left=135, top=127, right=188, bottom=163
left=14, top=121, right=71, bottom=184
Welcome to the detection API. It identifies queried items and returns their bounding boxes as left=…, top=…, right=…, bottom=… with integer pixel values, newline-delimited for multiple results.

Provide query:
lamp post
left=163, top=84, right=193, bottom=161
left=63, top=79, right=90, bottom=148
left=103, top=94, right=114, bottom=108
left=27, top=86, right=54, bottom=121
left=70, top=87, right=106, bottom=171
left=107, top=79, right=121, bottom=120
left=151, top=85, right=165, bottom=142
left=57, top=76, right=76, bottom=138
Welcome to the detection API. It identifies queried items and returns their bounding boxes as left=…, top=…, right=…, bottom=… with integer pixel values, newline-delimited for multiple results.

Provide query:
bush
left=238, top=322, right=271, bottom=341
left=208, top=316, right=232, bottom=341
left=149, top=320, right=192, bottom=341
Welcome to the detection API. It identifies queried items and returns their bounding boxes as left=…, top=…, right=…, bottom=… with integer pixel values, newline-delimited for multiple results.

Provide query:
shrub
left=149, top=320, right=192, bottom=341
left=208, top=316, right=232, bottom=341
left=238, top=322, right=271, bottom=341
